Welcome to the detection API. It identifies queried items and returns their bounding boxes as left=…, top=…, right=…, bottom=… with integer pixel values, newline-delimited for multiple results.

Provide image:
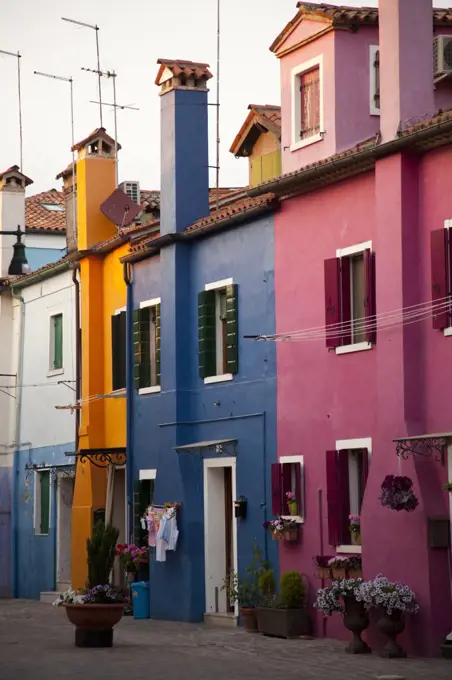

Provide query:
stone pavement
left=0, top=600, right=451, bottom=680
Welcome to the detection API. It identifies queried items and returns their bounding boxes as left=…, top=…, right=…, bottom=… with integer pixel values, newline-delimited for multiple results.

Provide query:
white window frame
left=139, top=469, right=157, bottom=481
left=369, top=45, right=380, bottom=117
left=48, top=311, right=64, bottom=377
left=335, top=240, right=373, bottom=355
left=279, top=455, right=305, bottom=524
left=33, top=470, right=52, bottom=536
left=444, top=220, right=452, bottom=337
left=290, top=55, right=324, bottom=152
left=138, top=297, right=162, bottom=394
left=335, top=437, right=372, bottom=554
left=203, top=278, right=234, bottom=384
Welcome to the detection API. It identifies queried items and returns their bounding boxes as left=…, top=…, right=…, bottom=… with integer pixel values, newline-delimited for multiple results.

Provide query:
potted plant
left=349, top=514, right=361, bottom=545
left=256, top=570, right=310, bottom=639
left=359, top=574, right=419, bottom=658
left=263, top=517, right=299, bottom=542
left=346, top=555, right=362, bottom=579
left=221, top=545, right=268, bottom=632
left=54, top=521, right=126, bottom=648
left=116, top=543, right=149, bottom=582
left=313, top=556, right=333, bottom=580
left=286, top=491, right=298, bottom=516
left=328, top=556, right=348, bottom=580
left=315, top=578, right=371, bottom=654
left=442, top=482, right=452, bottom=493
left=379, top=475, right=419, bottom=512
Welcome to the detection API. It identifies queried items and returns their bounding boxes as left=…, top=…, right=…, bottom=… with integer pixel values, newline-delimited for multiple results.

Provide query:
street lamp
left=0, top=226, right=30, bottom=275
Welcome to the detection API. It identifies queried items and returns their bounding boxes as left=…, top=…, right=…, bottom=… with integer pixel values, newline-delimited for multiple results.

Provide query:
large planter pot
left=240, top=607, right=258, bottom=633
left=64, top=604, right=125, bottom=648
left=256, top=607, right=310, bottom=639
left=377, top=610, right=406, bottom=658
left=342, top=595, right=371, bottom=654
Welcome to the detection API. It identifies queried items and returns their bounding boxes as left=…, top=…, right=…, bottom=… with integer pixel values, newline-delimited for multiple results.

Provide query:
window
left=133, top=471, right=156, bottom=546
left=198, top=281, right=238, bottom=382
left=111, top=309, right=126, bottom=391
left=326, top=443, right=370, bottom=548
left=271, top=456, right=305, bottom=521
left=40, top=202, right=64, bottom=212
left=370, top=46, right=380, bottom=115
left=133, top=299, right=161, bottom=393
left=324, top=243, right=376, bottom=353
left=431, top=222, right=452, bottom=335
left=49, top=313, right=63, bottom=372
left=34, top=471, right=50, bottom=535
left=291, top=56, right=323, bottom=150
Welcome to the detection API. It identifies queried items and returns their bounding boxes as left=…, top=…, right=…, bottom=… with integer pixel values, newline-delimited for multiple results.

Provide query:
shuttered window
left=112, top=311, right=127, bottom=391
left=324, top=248, right=376, bottom=349
left=271, top=459, right=304, bottom=518
left=198, top=284, right=238, bottom=379
left=374, top=49, right=380, bottom=109
left=133, top=302, right=161, bottom=390
left=300, top=67, right=320, bottom=140
left=431, top=228, right=452, bottom=330
left=50, top=314, right=63, bottom=371
left=326, top=448, right=369, bottom=547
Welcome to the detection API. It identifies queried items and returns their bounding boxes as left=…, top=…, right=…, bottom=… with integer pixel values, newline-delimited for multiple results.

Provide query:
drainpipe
left=71, top=266, right=81, bottom=451
left=123, top=262, right=134, bottom=542
left=10, top=287, right=25, bottom=598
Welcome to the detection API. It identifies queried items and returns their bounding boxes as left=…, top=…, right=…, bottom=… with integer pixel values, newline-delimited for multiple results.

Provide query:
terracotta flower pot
left=316, top=567, right=332, bottom=580
left=342, top=596, right=371, bottom=654
left=347, top=569, right=362, bottom=580
left=331, top=568, right=346, bottom=580
left=272, top=532, right=284, bottom=541
left=64, top=604, right=125, bottom=648
left=377, top=609, right=406, bottom=658
left=283, top=529, right=299, bottom=542
left=240, top=607, right=258, bottom=633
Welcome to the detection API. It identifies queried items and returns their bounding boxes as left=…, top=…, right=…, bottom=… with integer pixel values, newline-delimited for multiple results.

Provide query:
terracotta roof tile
left=230, top=105, right=281, bottom=156
left=0, top=165, right=33, bottom=186
left=139, top=187, right=244, bottom=214
left=25, top=189, right=66, bottom=232
left=155, top=59, right=213, bottom=86
left=72, top=127, right=121, bottom=153
left=11, top=255, right=71, bottom=283
left=184, top=193, right=277, bottom=234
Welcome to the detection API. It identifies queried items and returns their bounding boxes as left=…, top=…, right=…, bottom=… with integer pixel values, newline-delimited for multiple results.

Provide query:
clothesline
left=141, top=503, right=180, bottom=562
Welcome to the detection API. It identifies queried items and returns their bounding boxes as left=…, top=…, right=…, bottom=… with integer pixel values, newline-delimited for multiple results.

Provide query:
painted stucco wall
left=132, top=213, right=278, bottom=622
left=274, top=155, right=452, bottom=655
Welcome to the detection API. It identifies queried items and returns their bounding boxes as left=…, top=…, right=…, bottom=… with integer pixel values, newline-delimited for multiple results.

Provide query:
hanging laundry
left=155, top=507, right=179, bottom=562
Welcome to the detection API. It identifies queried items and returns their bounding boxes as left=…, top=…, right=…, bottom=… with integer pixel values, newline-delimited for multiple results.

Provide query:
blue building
left=123, top=59, right=279, bottom=623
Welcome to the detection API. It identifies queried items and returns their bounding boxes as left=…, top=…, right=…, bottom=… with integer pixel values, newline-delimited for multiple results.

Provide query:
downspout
left=10, top=287, right=25, bottom=598
left=71, top=266, right=81, bottom=451
left=123, top=262, right=134, bottom=542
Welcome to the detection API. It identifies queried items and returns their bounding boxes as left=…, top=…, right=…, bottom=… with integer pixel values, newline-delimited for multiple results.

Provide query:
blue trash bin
left=131, top=581, right=150, bottom=619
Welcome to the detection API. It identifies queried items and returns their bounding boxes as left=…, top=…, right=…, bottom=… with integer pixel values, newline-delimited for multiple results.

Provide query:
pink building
left=250, top=1, right=452, bottom=657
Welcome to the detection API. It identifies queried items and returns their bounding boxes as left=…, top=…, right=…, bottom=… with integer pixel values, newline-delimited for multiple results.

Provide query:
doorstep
left=204, top=612, right=238, bottom=628
left=40, top=591, right=63, bottom=604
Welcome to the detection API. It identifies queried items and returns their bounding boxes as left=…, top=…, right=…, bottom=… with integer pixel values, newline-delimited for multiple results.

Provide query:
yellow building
left=229, top=105, right=281, bottom=186
left=68, top=128, right=129, bottom=589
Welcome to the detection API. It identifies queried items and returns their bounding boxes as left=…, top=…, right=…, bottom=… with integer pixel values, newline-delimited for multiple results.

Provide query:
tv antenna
left=0, top=49, right=24, bottom=171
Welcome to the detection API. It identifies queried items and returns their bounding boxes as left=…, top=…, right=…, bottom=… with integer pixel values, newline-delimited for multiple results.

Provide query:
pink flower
left=286, top=492, right=296, bottom=501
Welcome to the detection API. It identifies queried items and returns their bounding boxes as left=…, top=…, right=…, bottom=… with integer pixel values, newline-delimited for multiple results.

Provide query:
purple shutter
left=282, top=463, right=292, bottom=514
left=340, top=256, right=352, bottom=346
left=326, top=450, right=340, bottom=546
left=448, top=229, right=452, bottom=326
left=271, top=463, right=282, bottom=516
left=364, top=249, right=376, bottom=343
left=431, top=229, right=449, bottom=329
left=337, top=450, right=350, bottom=545
left=324, top=258, right=341, bottom=348
left=294, top=462, right=302, bottom=516
left=361, top=448, right=369, bottom=489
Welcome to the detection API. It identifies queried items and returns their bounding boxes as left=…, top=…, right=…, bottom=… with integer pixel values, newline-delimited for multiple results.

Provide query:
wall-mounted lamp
left=234, top=496, right=247, bottom=520
left=0, top=225, right=30, bottom=275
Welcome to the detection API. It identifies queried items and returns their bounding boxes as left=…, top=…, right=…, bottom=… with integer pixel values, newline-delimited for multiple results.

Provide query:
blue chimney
left=156, top=59, right=212, bottom=235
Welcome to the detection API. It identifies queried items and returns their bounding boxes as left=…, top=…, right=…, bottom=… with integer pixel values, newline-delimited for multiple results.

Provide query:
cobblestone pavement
left=0, top=600, right=451, bottom=680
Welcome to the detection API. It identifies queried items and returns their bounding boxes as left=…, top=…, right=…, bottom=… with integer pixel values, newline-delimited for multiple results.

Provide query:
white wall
left=25, top=233, right=66, bottom=250
left=14, top=269, right=76, bottom=449
left=0, top=294, right=15, bottom=460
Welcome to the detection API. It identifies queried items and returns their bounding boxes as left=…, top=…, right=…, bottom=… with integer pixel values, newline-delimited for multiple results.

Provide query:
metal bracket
left=68, top=448, right=126, bottom=468
left=394, top=436, right=448, bottom=464
left=24, top=462, right=75, bottom=487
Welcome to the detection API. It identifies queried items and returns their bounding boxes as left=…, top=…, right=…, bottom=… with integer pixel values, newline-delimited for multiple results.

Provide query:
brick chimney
left=379, top=0, right=435, bottom=142
left=0, top=165, right=33, bottom=277
left=155, top=59, right=213, bottom=235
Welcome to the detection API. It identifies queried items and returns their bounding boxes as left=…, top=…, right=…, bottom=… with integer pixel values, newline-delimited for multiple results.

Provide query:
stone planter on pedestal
left=377, top=610, right=407, bottom=658
left=64, top=604, right=125, bottom=648
left=342, top=596, right=371, bottom=654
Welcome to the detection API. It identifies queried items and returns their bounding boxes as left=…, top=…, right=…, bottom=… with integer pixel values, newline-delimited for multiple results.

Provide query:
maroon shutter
left=448, top=229, right=452, bottom=326
left=340, top=256, right=352, bottom=346
left=364, top=249, right=376, bottom=343
left=431, top=229, right=449, bottom=329
left=271, top=463, right=282, bottom=515
left=294, top=462, right=302, bottom=516
left=361, top=448, right=369, bottom=488
left=337, top=450, right=350, bottom=545
left=282, top=463, right=292, bottom=514
left=324, top=258, right=341, bottom=348
left=326, top=450, right=340, bottom=546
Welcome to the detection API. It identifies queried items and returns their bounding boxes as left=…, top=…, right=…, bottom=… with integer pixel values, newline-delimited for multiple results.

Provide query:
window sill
left=47, top=368, right=64, bottom=377
left=444, top=327, right=452, bottom=337
left=335, top=342, right=372, bottom=355
left=204, top=374, right=233, bottom=385
left=370, top=108, right=380, bottom=117
left=139, top=386, right=161, bottom=395
left=291, top=132, right=324, bottom=152
left=280, top=515, right=304, bottom=524
left=336, top=544, right=362, bottom=554
left=35, top=532, right=50, bottom=537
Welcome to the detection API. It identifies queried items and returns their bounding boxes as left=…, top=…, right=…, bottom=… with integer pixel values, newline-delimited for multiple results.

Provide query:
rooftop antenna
left=61, top=17, right=103, bottom=127
left=83, top=67, right=139, bottom=187
left=216, top=0, right=221, bottom=211
left=33, top=71, right=76, bottom=251
left=0, top=49, right=23, bottom=171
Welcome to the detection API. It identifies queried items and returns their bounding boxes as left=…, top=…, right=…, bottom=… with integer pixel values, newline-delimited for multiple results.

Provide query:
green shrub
left=258, top=569, right=276, bottom=598
left=280, top=571, right=305, bottom=608
left=86, top=521, right=119, bottom=588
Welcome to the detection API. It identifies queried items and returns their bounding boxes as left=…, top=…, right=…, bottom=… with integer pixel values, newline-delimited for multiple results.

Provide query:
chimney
left=0, top=165, right=33, bottom=277
left=56, top=163, right=77, bottom=253
left=155, top=59, right=213, bottom=235
left=379, top=0, right=435, bottom=142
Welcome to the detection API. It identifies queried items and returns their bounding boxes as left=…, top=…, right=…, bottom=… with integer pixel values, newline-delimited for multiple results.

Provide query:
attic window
left=41, top=202, right=64, bottom=212
left=291, top=56, right=324, bottom=151
left=89, top=141, right=99, bottom=154
left=370, top=46, right=380, bottom=116
left=102, top=141, right=112, bottom=154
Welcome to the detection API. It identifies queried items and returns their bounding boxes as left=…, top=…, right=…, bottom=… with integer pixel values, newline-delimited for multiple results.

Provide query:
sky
left=1, top=0, right=451, bottom=195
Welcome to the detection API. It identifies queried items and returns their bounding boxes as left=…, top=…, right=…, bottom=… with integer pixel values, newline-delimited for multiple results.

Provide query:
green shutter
left=198, top=290, right=216, bottom=378
left=133, top=309, right=141, bottom=390
left=226, top=284, right=239, bottom=374
left=53, top=314, right=63, bottom=370
left=155, top=303, right=161, bottom=386
left=133, top=308, right=152, bottom=390
left=40, top=471, right=50, bottom=534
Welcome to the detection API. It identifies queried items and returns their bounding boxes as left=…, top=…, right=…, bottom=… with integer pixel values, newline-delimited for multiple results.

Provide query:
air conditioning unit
left=433, top=35, right=452, bottom=76
left=119, top=181, right=140, bottom=206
